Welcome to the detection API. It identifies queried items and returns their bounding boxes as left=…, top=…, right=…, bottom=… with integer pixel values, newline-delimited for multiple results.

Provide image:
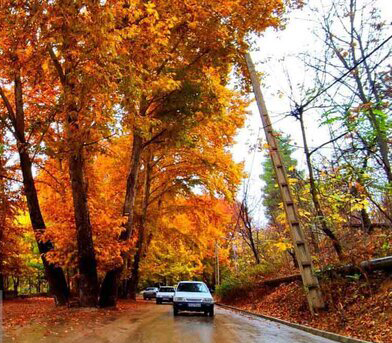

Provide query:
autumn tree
left=0, top=0, right=293, bottom=308
left=100, top=0, right=287, bottom=306
left=0, top=1, right=69, bottom=304
left=140, top=197, right=235, bottom=287
left=105, top=72, right=247, bottom=302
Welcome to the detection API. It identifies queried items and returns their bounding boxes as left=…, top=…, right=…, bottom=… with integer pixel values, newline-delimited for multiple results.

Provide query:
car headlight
left=202, top=298, right=213, bottom=303
left=174, top=297, right=185, bottom=302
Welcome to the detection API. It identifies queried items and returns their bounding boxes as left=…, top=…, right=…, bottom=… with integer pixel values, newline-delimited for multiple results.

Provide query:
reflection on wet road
left=5, top=302, right=338, bottom=343
left=126, top=304, right=336, bottom=343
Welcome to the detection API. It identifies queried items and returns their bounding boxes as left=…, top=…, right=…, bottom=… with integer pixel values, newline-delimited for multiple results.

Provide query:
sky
left=231, top=0, right=392, bottom=226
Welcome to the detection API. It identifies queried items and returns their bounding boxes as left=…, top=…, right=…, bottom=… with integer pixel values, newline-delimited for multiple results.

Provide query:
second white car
left=156, top=286, right=175, bottom=304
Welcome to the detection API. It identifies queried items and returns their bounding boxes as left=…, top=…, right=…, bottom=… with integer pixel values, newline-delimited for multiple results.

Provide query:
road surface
left=5, top=301, right=338, bottom=343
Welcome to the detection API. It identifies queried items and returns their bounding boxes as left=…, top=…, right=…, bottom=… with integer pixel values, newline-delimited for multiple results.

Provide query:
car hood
left=175, top=292, right=212, bottom=300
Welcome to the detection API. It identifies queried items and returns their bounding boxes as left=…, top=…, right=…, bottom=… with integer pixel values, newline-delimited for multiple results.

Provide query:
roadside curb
left=216, top=303, right=373, bottom=343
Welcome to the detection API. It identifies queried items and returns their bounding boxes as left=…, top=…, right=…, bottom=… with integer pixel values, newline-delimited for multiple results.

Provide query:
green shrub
left=217, top=263, right=273, bottom=302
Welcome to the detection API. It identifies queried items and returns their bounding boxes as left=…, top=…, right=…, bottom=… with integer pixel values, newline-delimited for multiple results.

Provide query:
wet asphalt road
left=120, top=303, right=337, bottom=343
left=5, top=302, right=338, bottom=343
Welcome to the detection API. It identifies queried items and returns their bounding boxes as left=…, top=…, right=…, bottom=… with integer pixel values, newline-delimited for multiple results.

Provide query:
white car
left=142, top=287, right=159, bottom=300
left=173, top=281, right=214, bottom=316
left=156, top=286, right=175, bottom=304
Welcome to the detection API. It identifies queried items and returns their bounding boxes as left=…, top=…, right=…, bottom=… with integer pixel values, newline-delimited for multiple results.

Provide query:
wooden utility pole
left=245, top=53, right=324, bottom=313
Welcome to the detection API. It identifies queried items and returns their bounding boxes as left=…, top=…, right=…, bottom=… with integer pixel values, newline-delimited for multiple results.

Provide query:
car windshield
left=145, top=287, right=155, bottom=291
left=177, top=283, right=209, bottom=293
left=159, top=287, right=174, bottom=292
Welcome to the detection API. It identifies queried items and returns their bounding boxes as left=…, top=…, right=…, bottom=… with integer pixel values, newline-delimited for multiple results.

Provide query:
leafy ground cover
left=221, top=273, right=392, bottom=343
left=3, top=297, right=142, bottom=340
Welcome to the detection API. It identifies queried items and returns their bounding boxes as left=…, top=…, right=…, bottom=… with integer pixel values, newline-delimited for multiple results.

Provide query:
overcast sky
left=231, top=0, right=392, bottom=226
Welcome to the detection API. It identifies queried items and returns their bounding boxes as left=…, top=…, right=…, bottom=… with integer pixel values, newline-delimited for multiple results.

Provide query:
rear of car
left=173, top=281, right=214, bottom=316
left=143, top=287, right=159, bottom=300
left=156, top=286, right=175, bottom=304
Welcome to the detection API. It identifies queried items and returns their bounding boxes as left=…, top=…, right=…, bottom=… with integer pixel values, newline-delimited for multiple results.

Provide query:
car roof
left=177, top=281, right=205, bottom=284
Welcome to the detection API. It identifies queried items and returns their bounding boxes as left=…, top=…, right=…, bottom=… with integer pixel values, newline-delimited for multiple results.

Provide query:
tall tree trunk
left=49, top=32, right=99, bottom=306
left=128, top=149, right=153, bottom=300
left=298, top=111, right=343, bottom=259
left=68, top=142, right=99, bottom=307
left=0, top=76, right=69, bottom=305
left=19, top=147, right=70, bottom=304
left=123, top=133, right=144, bottom=219
left=127, top=232, right=143, bottom=300
left=99, top=132, right=143, bottom=307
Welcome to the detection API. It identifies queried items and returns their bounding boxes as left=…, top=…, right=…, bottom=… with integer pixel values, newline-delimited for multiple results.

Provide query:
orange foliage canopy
left=0, top=0, right=292, bottom=302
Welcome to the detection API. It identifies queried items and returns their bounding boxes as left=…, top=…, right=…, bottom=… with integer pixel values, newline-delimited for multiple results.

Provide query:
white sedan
left=173, top=281, right=214, bottom=316
left=156, top=286, right=176, bottom=304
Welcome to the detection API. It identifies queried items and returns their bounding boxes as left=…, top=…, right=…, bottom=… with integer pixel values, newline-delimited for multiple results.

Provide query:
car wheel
left=173, top=307, right=179, bottom=316
left=156, top=299, right=161, bottom=304
left=143, top=296, right=146, bottom=300
left=208, top=307, right=214, bottom=317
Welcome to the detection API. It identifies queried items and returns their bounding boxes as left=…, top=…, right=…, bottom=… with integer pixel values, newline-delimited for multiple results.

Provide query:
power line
left=298, top=33, right=392, bottom=111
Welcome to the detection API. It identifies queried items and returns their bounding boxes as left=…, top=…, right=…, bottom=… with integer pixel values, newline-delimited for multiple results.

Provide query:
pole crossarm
left=244, top=53, right=325, bottom=313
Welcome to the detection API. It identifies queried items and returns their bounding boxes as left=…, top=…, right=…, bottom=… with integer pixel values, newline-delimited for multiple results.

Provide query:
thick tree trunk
left=48, top=17, right=99, bottom=307
left=127, top=242, right=142, bottom=300
left=298, top=112, right=343, bottom=259
left=99, top=132, right=144, bottom=307
left=128, top=150, right=153, bottom=300
left=123, top=133, right=144, bottom=220
left=68, top=143, right=99, bottom=307
left=99, top=268, right=121, bottom=306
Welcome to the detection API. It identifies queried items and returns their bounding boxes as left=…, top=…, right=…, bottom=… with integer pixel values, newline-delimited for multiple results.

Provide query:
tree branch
left=47, top=45, right=66, bottom=86
left=309, top=131, right=348, bottom=156
left=142, top=129, right=167, bottom=148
